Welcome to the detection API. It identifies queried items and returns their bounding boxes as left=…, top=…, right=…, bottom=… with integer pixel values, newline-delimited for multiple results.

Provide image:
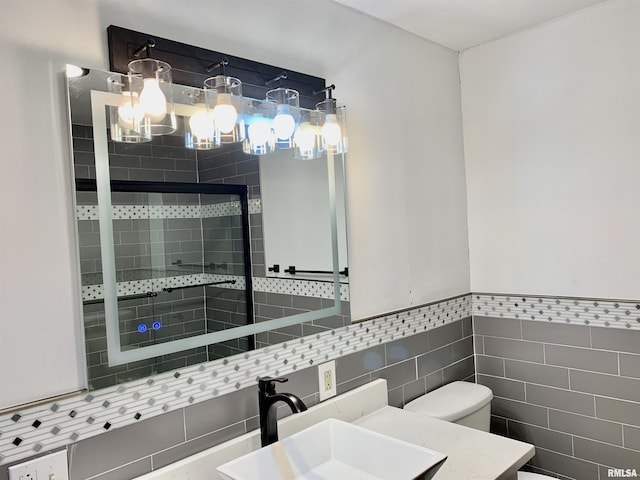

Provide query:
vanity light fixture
left=126, top=39, right=177, bottom=136
left=204, top=58, right=245, bottom=144
left=315, top=85, right=348, bottom=154
left=265, top=72, right=300, bottom=149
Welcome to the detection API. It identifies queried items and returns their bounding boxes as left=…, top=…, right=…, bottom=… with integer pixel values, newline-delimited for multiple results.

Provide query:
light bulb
left=212, top=93, right=238, bottom=133
left=188, top=105, right=214, bottom=139
left=139, top=77, right=167, bottom=121
left=322, top=114, right=342, bottom=146
left=117, top=91, right=144, bottom=129
left=294, top=122, right=317, bottom=152
left=248, top=118, right=271, bottom=145
left=273, top=113, right=295, bottom=140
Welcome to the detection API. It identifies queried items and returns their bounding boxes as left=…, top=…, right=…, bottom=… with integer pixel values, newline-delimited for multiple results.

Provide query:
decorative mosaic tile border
left=76, top=199, right=261, bottom=221
left=82, top=275, right=349, bottom=303
left=253, top=277, right=350, bottom=302
left=0, top=294, right=470, bottom=466
left=474, top=293, right=640, bottom=330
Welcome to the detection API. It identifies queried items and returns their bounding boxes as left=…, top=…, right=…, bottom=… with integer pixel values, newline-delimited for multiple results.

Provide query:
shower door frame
left=76, top=178, right=255, bottom=365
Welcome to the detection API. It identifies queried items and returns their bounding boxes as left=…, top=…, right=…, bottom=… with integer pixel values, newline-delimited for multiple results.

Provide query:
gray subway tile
left=526, top=383, right=595, bottom=416
left=504, top=359, right=569, bottom=389
left=474, top=316, right=522, bottom=339
left=152, top=422, right=246, bottom=471
left=474, top=335, right=484, bottom=355
left=507, top=420, right=573, bottom=456
left=620, top=353, right=640, bottom=379
left=528, top=447, right=599, bottom=480
left=68, top=410, right=184, bottom=480
left=570, top=369, right=640, bottom=403
left=491, top=397, right=549, bottom=428
left=549, top=409, right=623, bottom=446
left=417, top=344, right=454, bottom=377
left=385, top=331, right=429, bottom=366
left=545, top=344, right=619, bottom=375
left=443, top=356, right=475, bottom=384
left=184, top=387, right=257, bottom=440
left=336, top=373, right=372, bottom=395
left=522, top=320, right=590, bottom=347
left=462, top=317, right=473, bottom=337
left=388, top=386, right=404, bottom=408
left=623, top=425, right=640, bottom=451
left=573, top=436, right=640, bottom=467
left=280, top=365, right=319, bottom=399
left=476, top=355, right=505, bottom=377
left=85, top=458, right=152, bottom=480
left=402, top=378, right=428, bottom=405
left=490, top=415, right=508, bottom=436
left=591, top=327, right=640, bottom=354
left=429, top=321, right=463, bottom=349
left=425, top=370, right=445, bottom=393
left=371, top=358, right=417, bottom=390
left=483, top=336, right=544, bottom=363
left=452, top=336, right=474, bottom=359
left=335, top=344, right=385, bottom=384
left=477, top=374, right=525, bottom=401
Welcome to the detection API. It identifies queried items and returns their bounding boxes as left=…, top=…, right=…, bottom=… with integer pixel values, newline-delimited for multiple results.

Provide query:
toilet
left=404, top=380, right=493, bottom=431
left=404, top=381, right=553, bottom=480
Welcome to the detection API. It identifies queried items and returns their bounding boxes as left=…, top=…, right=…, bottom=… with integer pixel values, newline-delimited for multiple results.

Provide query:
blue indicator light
left=152, top=321, right=162, bottom=331
left=137, top=324, right=147, bottom=333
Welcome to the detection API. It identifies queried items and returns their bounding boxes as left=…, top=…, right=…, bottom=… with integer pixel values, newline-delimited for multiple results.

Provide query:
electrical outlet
left=318, top=360, right=337, bottom=401
left=8, top=450, right=69, bottom=480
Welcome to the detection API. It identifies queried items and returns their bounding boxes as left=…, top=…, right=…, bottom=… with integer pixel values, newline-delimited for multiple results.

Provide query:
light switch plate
left=8, top=450, right=69, bottom=480
left=318, top=360, right=337, bottom=401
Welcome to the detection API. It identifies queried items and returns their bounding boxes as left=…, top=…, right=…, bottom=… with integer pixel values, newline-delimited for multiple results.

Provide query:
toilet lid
left=404, top=381, right=493, bottom=421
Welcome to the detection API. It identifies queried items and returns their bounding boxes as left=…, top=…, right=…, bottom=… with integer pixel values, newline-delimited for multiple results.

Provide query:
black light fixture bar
left=107, top=25, right=327, bottom=109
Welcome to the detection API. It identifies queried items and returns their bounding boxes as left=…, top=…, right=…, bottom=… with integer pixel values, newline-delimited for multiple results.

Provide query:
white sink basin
left=217, top=418, right=447, bottom=480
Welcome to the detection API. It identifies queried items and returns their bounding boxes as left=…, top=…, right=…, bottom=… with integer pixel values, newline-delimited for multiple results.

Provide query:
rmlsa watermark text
left=608, top=469, right=638, bottom=478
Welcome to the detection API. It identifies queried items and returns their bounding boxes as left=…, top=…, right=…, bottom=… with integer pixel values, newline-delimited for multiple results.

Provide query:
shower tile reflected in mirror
left=77, top=184, right=254, bottom=389
left=68, top=67, right=350, bottom=390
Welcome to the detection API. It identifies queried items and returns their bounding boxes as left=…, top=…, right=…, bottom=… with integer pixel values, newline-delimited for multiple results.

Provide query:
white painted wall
left=461, top=0, right=640, bottom=300
left=0, top=0, right=469, bottom=408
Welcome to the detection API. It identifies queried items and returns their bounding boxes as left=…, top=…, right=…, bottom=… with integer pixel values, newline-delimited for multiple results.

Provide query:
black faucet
left=258, top=376, right=308, bottom=447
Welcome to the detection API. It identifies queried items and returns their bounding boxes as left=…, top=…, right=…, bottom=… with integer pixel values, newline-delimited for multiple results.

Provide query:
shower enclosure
left=76, top=179, right=253, bottom=389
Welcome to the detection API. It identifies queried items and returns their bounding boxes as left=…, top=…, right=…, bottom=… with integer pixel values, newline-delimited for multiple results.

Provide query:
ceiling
left=331, top=0, right=610, bottom=51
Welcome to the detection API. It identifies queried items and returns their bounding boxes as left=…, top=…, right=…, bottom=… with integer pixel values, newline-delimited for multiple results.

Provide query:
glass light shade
left=128, top=58, right=177, bottom=135
left=204, top=75, right=245, bottom=144
left=212, top=95, right=238, bottom=133
left=316, top=99, right=348, bottom=154
left=185, top=100, right=218, bottom=150
left=107, top=74, right=152, bottom=143
left=293, top=109, right=322, bottom=160
left=243, top=115, right=275, bottom=156
left=266, top=88, right=299, bottom=149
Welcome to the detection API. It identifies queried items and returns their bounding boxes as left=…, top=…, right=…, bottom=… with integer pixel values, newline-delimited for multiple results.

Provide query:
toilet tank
left=404, top=381, right=493, bottom=432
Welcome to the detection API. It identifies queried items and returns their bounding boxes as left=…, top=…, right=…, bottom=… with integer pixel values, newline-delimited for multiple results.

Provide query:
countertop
left=133, top=380, right=534, bottom=480
left=354, top=406, right=535, bottom=480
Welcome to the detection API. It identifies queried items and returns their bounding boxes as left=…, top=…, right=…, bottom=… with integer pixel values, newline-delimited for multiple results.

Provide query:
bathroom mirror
left=67, top=67, right=350, bottom=390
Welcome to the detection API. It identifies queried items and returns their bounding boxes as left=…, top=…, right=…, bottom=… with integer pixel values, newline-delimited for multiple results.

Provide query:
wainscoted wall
left=3, top=293, right=638, bottom=480
left=0, top=295, right=471, bottom=479
left=474, top=296, right=640, bottom=480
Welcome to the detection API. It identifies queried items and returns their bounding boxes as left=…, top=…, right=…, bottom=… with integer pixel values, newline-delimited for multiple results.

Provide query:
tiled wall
left=475, top=314, right=640, bottom=479
left=0, top=297, right=472, bottom=480
left=65, top=316, right=473, bottom=480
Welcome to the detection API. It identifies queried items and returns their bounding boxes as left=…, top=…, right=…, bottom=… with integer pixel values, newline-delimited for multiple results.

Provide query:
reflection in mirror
left=67, top=67, right=350, bottom=390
